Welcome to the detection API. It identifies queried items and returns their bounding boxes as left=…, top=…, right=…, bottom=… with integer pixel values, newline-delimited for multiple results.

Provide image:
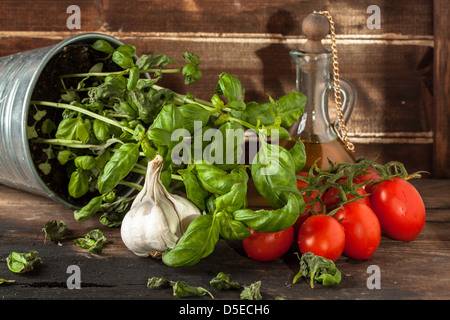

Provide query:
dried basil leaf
left=42, top=220, right=67, bottom=243
left=210, top=272, right=241, bottom=290
left=74, top=229, right=107, bottom=254
left=7, top=251, right=41, bottom=274
left=293, top=252, right=342, bottom=288
left=240, top=281, right=262, bottom=300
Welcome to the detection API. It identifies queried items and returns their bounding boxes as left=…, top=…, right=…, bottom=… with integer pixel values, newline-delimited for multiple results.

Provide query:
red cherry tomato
left=369, top=177, right=426, bottom=241
left=355, top=168, right=381, bottom=190
left=298, top=214, right=345, bottom=261
left=243, top=226, right=294, bottom=262
left=322, top=184, right=370, bottom=209
left=333, top=202, right=381, bottom=260
left=295, top=172, right=322, bottom=229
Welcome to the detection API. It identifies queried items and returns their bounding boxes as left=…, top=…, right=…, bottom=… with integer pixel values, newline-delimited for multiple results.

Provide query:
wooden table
left=0, top=179, right=449, bottom=304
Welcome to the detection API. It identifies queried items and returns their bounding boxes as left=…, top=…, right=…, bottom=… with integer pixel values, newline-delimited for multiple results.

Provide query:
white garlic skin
left=120, top=155, right=201, bottom=257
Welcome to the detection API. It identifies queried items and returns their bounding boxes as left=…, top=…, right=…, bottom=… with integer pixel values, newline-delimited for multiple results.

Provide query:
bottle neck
left=290, top=50, right=336, bottom=143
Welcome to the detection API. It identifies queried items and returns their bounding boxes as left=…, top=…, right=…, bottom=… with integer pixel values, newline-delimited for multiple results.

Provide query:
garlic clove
left=169, top=194, right=203, bottom=233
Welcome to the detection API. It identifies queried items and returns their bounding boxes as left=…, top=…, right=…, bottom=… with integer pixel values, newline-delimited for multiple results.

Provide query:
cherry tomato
left=298, top=214, right=345, bottom=261
left=333, top=202, right=381, bottom=260
left=355, top=168, right=381, bottom=190
left=369, top=177, right=426, bottom=241
left=295, top=172, right=322, bottom=229
left=243, top=226, right=294, bottom=262
left=296, top=171, right=309, bottom=190
left=322, top=183, right=370, bottom=209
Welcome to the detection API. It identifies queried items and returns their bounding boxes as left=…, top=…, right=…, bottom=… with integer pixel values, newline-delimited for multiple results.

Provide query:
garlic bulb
left=120, top=155, right=201, bottom=257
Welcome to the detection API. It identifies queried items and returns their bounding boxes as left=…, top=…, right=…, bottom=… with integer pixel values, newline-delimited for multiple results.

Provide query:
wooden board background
left=0, top=0, right=448, bottom=177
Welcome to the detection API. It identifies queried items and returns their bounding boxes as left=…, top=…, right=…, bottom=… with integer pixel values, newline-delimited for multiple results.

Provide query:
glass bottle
left=288, top=12, right=357, bottom=171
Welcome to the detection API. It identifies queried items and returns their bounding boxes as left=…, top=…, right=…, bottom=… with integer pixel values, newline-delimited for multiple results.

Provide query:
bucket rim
left=22, top=33, right=128, bottom=210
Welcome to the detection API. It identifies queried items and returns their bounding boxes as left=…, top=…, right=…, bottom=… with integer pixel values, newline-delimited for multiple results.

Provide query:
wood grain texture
left=0, top=0, right=433, bottom=35
left=433, top=0, right=450, bottom=178
left=0, top=179, right=448, bottom=301
left=0, top=0, right=445, bottom=177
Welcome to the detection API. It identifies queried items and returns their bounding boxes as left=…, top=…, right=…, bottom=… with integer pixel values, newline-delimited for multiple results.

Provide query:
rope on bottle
left=314, top=10, right=355, bottom=152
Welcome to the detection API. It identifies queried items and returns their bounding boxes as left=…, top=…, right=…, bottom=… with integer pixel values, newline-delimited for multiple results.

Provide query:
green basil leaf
left=216, top=211, right=251, bottom=240
left=216, top=73, right=245, bottom=108
left=136, top=54, right=176, bottom=70
left=147, top=127, right=172, bottom=146
left=105, top=74, right=128, bottom=90
left=182, top=64, right=202, bottom=84
left=182, top=52, right=200, bottom=66
left=68, top=168, right=89, bottom=198
left=93, top=119, right=112, bottom=142
left=57, top=150, right=72, bottom=165
left=289, top=140, right=307, bottom=173
left=74, top=195, right=103, bottom=222
left=89, top=82, right=123, bottom=102
left=127, top=67, right=140, bottom=90
left=230, top=101, right=277, bottom=126
left=141, top=136, right=157, bottom=160
left=38, top=163, right=51, bottom=175
left=251, top=141, right=300, bottom=208
left=178, top=168, right=209, bottom=211
left=277, top=91, right=307, bottom=127
left=214, top=180, right=247, bottom=213
left=41, top=118, right=57, bottom=135
left=150, top=103, right=184, bottom=133
left=128, top=90, right=153, bottom=124
left=214, top=121, right=245, bottom=171
left=112, top=45, right=136, bottom=69
left=97, top=143, right=140, bottom=194
left=195, top=163, right=248, bottom=195
left=91, top=40, right=114, bottom=54
left=162, top=214, right=219, bottom=267
left=61, top=89, right=80, bottom=103
left=76, top=119, right=91, bottom=144
left=74, top=155, right=96, bottom=171
left=7, top=251, right=41, bottom=274
left=55, top=116, right=83, bottom=140
left=178, top=104, right=212, bottom=134
left=115, top=100, right=138, bottom=118
left=233, top=192, right=302, bottom=233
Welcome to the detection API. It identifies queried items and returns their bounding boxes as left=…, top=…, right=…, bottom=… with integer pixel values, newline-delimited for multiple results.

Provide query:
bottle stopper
left=301, top=12, right=330, bottom=53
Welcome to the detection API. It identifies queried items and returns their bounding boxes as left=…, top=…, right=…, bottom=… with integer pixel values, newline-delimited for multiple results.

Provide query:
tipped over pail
left=0, top=33, right=131, bottom=209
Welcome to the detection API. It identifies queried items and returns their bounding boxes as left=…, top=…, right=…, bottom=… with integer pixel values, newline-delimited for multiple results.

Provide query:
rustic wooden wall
left=0, top=0, right=448, bottom=177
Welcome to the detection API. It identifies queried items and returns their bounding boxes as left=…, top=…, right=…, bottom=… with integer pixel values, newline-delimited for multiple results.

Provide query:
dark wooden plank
left=0, top=180, right=449, bottom=300
left=354, top=143, right=432, bottom=176
left=0, top=0, right=433, bottom=35
left=0, top=35, right=434, bottom=173
left=0, top=36, right=432, bottom=136
left=433, top=0, right=450, bottom=178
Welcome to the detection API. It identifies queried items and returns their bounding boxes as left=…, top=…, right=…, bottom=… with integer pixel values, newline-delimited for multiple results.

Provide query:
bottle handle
left=333, top=77, right=357, bottom=125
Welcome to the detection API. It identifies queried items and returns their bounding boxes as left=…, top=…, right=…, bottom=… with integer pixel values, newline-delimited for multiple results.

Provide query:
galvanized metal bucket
left=0, top=33, right=132, bottom=209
